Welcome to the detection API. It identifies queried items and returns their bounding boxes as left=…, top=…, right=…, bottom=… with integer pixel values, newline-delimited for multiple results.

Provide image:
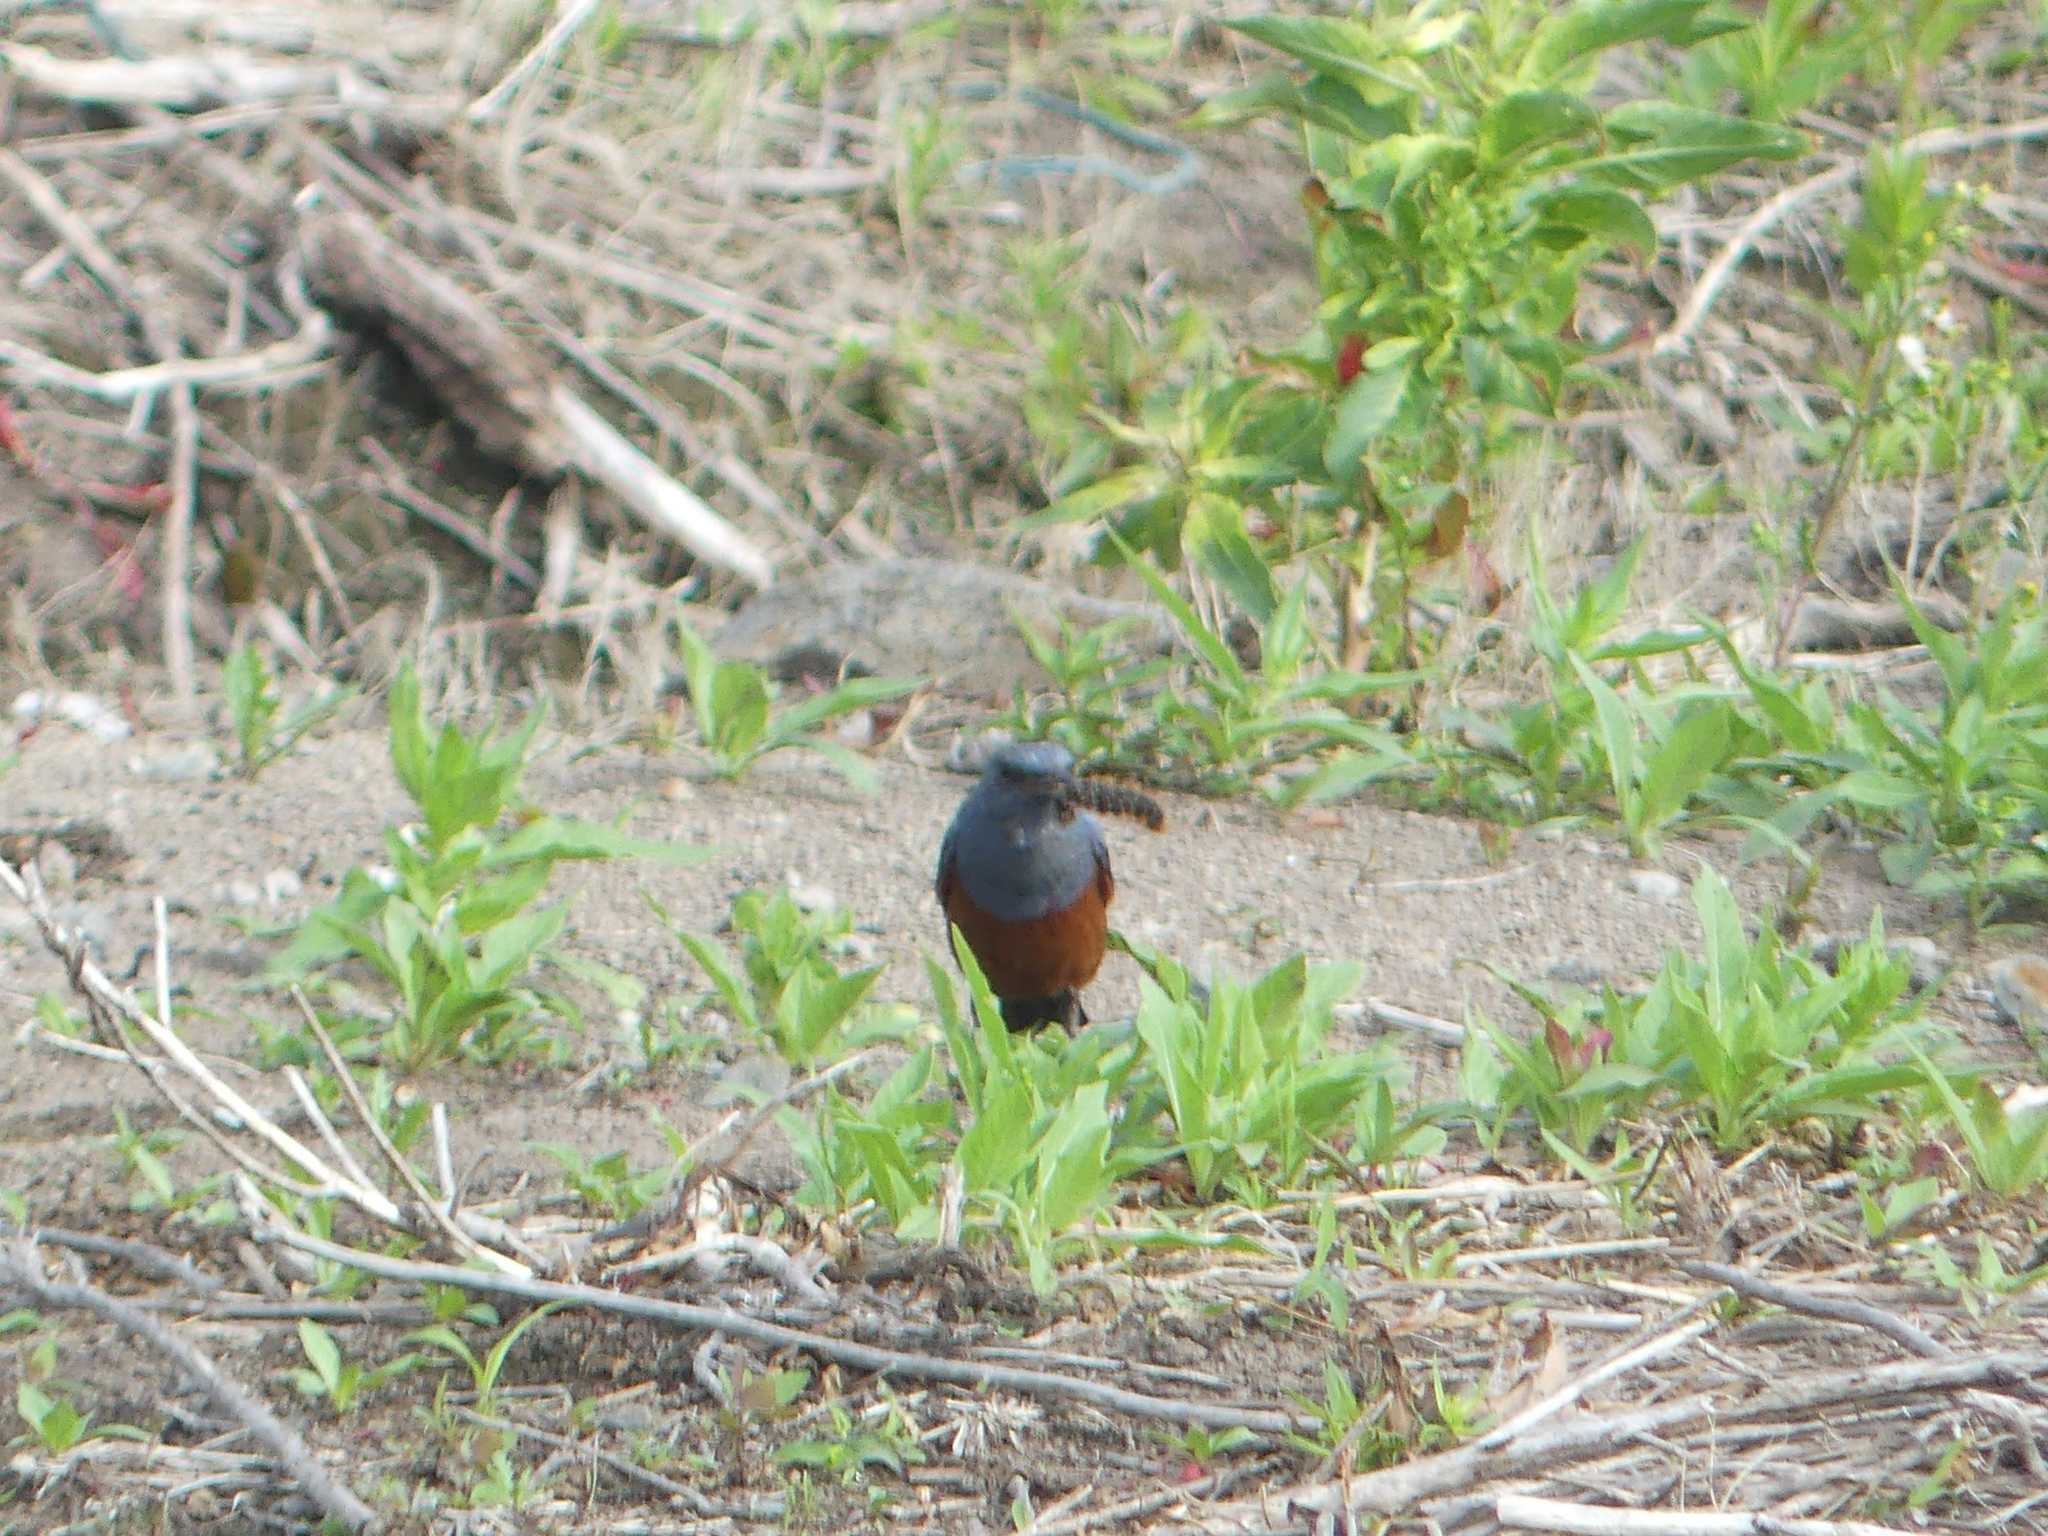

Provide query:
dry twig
left=0, top=1239, right=378, bottom=1532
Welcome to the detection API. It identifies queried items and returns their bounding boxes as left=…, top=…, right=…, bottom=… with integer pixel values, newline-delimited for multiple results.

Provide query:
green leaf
left=1638, top=704, right=1733, bottom=835
left=1026, top=463, right=1172, bottom=527
left=1590, top=102, right=1806, bottom=189
left=1225, top=16, right=1416, bottom=96
left=298, top=1319, right=342, bottom=1391
left=1104, top=529, right=1245, bottom=687
left=1184, top=495, right=1278, bottom=627
left=1528, top=186, right=1659, bottom=259
left=1526, top=0, right=1743, bottom=85
left=1566, top=653, right=1643, bottom=824
left=488, top=816, right=711, bottom=868
left=1323, top=364, right=1410, bottom=475
left=1480, top=91, right=1600, bottom=164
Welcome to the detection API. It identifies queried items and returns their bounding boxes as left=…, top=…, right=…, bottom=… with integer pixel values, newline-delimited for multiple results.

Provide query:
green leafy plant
left=1915, top=1057, right=2048, bottom=1198
left=1797, top=584, right=2048, bottom=924
left=1797, top=148, right=1968, bottom=588
left=222, top=645, right=356, bottom=780
left=15, top=1381, right=92, bottom=1453
left=1472, top=870, right=1938, bottom=1155
left=1675, top=0, right=1867, bottom=122
left=1439, top=539, right=1759, bottom=852
left=10, top=1332, right=143, bottom=1454
left=669, top=887, right=912, bottom=1070
left=671, top=617, right=915, bottom=789
left=1133, top=950, right=1398, bottom=1201
left=1047, top=0, right=1801, bottom=671
left=1006, top=536, right=1416, bottom=795
left=467, top=1446, right=548, bottom=1510
left=535, top=1143, right=671, bottom=1223
left=772, top=1398, right=927, bottom=1486
left=410, top=1302, right=568, bottom=1419
left=275, top=664, right=707, bottom=1068
left=290, top=1318, right=426, bottom=1416
left=925, top=944, right=1161, bottom=1291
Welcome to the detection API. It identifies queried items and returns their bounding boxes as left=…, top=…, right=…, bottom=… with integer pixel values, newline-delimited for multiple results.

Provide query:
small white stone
left=1624, top=870, right=1684, bottom=902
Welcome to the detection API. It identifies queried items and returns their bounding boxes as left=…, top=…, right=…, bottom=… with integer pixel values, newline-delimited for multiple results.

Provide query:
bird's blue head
left=982, top=740, right=1076, bottom=801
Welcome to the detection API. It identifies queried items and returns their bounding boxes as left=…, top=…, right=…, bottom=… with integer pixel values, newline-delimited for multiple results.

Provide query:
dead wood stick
left=1472, top=1307, right=1714, bottom=1449
left=14, top=97, right=460, bottom=165
left=0, top=326, right=335, bottom=400
left=466, top=0, right=605, bottom=123
left=1218, top=1349, right=2048, bottom=1524
left=1497, top=1494, right=1910, bottom=1536
left=244, top=1202, right=1314, bottom=1436
left=291, top=988, right=531, bottom=1277
left=0, top=38, right=397, bottom=114
left=1678, top=1260, right=1946, bottom=1359
left=0, top=1240, right=378, bottom=1532
left=23, top=1226, right=222, bottom=1294
left=292, top=194, right=774, bottom=588
left=1656, top=113, right=2048, bottom=358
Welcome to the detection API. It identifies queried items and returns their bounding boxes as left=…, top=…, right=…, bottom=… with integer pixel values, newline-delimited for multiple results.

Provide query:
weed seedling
left=223, top=644, right=356, bottom=779
left=671, top=617, right=916, bottom=789
left=276, top=664, right=707, bottom=1068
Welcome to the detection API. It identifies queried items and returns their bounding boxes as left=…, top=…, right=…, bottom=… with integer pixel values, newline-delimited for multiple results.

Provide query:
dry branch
left=292, top=195, right=774, bottom=588
left=1, top=38, right=402, bottom=114
left=0, top=860, right=530, bottom=1274
left=0, top=1240, right=378, bottom=1532
left=246, top=1204, right=1315, bottom=1436
left=1678, top=1260, right=1947, bottom=1359
left=1497, top=1494, right=1912, bottom=1536
left=1223, top=1349, right=2048, bottom=1527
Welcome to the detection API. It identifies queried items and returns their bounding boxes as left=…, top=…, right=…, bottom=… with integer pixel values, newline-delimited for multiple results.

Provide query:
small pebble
left=12, top=690, right=131, bottom=742
left=128, top=746, right=218, bottom=782
left=1623, top=870, right=1685, bottom=902
left=659, top=776, right=695, bottom=802
left=262, top=867, right=303, bottom=907
left=222, top=879, right=262, bottom=908
left=1989, top=954, right=2048, bottom=1034
left=784, top=872, right=838, bottom=913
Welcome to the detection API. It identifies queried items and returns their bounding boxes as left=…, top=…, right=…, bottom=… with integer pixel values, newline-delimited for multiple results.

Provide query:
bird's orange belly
left=945, top=887, right=1108, bottom=998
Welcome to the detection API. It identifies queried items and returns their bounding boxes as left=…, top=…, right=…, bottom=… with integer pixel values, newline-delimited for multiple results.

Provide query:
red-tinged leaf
left=1336, top=332, right=1367, bottom=385
left=1545, top=1018, right=1573, bottom=1070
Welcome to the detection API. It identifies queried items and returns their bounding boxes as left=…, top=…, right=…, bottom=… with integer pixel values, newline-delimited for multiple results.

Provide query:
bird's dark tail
left=998, top=990, right=1088, bottom=1034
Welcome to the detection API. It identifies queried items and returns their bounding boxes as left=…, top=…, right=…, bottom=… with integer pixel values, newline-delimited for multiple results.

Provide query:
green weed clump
left=670, top=618, right=916, bottom=790
left=1465, top=868, right=1940, bottom=1156
left=1038, top=0, right=1800, bottom=673
left=788, top=929, right=1430, bottom=1292
left=667, top=885, right=916, bottom=1070
left=274, top=664, right=707, bottom=1070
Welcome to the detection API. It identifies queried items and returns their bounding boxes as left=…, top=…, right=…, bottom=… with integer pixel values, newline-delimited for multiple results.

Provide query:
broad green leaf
left=1528, top=186, right=1659, bottom=259
left=1323, top=364, right=1410, bottom=476
left=1480, top=91, right=1599, bottom=164
left=298, top=1320, right=342, bottom=1390
left=1184, top=495, right=1278, bottom=627
left=1526, top=0, right=1743, bottom=85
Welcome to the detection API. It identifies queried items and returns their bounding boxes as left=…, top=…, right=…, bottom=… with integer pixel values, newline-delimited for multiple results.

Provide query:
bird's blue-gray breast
left=941, top=790, right=1105, bottom=924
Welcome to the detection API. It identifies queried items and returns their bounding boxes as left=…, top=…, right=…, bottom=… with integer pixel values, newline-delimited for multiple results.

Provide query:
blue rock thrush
left=934, top=741, right=1113, bottom=1032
